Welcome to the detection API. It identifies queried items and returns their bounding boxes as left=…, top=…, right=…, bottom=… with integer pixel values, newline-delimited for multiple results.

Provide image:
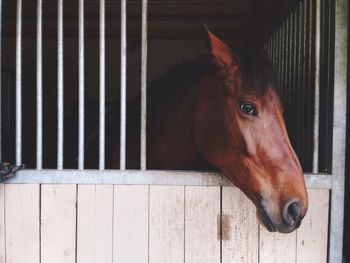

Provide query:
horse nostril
left=283, top=200, right=301, bottom=227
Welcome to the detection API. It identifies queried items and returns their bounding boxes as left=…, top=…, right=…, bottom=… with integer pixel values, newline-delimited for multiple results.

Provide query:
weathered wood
left=222, top=187, right=259, bottom=263
left=185, top=186, right=220, bottom=263
left=5, top=184, right=40, bottom=263
left=149, top=186, right=185, bottom=263
left=259, top=225, right=297, bottom=263
left=296, top=189, right=329, bottom=263
left=0, top=184, right=5, bottom=263
left=41, top=185, right=76, bottom=263
left=77, top=185, right=113, bottom=263
left=113, top=185, right=148, bottom=263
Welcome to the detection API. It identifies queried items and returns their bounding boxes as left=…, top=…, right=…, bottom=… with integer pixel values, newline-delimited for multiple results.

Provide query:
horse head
left=194, top=30, right=308, bottom=233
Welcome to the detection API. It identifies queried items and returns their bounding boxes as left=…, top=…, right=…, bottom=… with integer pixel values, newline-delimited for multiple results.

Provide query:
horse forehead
left=260, top=88, right=282, bottom=109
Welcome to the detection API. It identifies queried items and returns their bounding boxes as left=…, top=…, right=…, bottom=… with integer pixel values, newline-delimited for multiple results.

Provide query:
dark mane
left=147, top=50, right=278, bottom=133
left=236, top=49, right=279, bottom=96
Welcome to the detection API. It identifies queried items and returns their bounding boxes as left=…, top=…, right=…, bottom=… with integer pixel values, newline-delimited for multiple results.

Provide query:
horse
left=84, top=30, right=308, bottom=234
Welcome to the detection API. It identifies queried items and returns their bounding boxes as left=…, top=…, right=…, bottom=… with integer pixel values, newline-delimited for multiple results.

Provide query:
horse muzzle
left=258, top=198, right=306, bottom=233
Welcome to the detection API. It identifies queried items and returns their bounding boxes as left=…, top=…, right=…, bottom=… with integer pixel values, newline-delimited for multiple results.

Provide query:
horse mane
left=147, top=54, right=214, bottom=134
left=237, top=49, right=279, bottom=96
left=147, top=49, right=278, bottom=134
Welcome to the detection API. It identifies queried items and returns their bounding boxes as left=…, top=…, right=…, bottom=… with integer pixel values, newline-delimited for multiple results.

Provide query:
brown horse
left=85, top=30, right=308, bottom=233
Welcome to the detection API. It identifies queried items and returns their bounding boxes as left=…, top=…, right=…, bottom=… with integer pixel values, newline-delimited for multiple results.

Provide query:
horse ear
left=205, top=27, right=239, bottom=68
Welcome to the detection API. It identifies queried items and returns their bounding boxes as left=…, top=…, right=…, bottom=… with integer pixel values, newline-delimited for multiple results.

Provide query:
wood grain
left=149, top=186, right=185, bottom=263
left=77, top=185, right=113, bottom=263
left=222, top=187, right=259, bottom=263
left=41, top=185, right=77, bottom=263
left=113, top=185, right=148, bottom=263
left=0, top=184, right=5, bottom=263
left=5, top=184, right=40, bottom=263
left=296, top=189, right=329, bottom=263
left=259, top=225, right=297, bottom=263
left=185, top=186, right=220, bottom=263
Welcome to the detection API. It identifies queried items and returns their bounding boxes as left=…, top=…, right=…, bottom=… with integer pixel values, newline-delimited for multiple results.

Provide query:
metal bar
left=273, top=32, right=277, bottom=67
left=78, top=0, right=85, bottom=170
left=291, top=9, right=297, bottom=151
left=302, top=0, right=308, bottom=169
left=15, top=0, right=22, bottom=166
left=281, top=21, right=286, bottom=100
left=312, top=0, right=321, bottom=173
left=286, top=15, right=292, bottom=132
left=140, top=0, right=148, bottom=170
left=271, top=34, right=274, bottom=66
left=99, top=0, right=105, bottom=170
left=277, top=26, right=282, bottom=77
left=328, top=0, right=347, bottom=261
left=120, top=0, right=127, bottom=170
left=294, top=4, right=301, bottom=162
left=36, top=0, right=43, bottom=169
left=57, top=0, right=64, bottom=169
left=298, top=0, right=306, bottom=169
left=3, top=170, right=332, bottom=189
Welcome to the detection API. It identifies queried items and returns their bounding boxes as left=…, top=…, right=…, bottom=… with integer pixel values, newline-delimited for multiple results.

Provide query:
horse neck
left=147, top=89, right=203, bottom=170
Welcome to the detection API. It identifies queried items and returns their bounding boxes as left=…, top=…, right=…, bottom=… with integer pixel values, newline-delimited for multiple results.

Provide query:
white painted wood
left=185, top=186, right=220, bottom=263
left=259, top=225, right=297, bottom=263
left=296, top=189, right=329, bottom=263
left=5, top=184, right=40, bottom=263
left=222, top=187, right=259, bottom=263
left=149, top=186, right=185, bottom=263
left=0, top=184, right=5, bottom=263
left=77, top=185, right=113, bottom=263
left=41, top=185, right=76, bottom=263
left=113, top=185, right=148, bottom=263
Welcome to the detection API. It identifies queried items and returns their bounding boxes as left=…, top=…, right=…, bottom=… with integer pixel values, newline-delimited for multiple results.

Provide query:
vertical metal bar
left=99, top=0, right=105, bottom=170
left=273, top=30, right=277, bottom=68
left=298, top=0, right=305, bottom=168
left=286, top=15, right=292, bottom=133
left=302, top=0, right=308, bottom=168
left=16, top=0, right=22, bottom=166
left=329, top=0, right=347, bottom=261
left=292, top=9, right=297, bottom=147
left=140, top=0, right=148, bottom=170
left=272, top=32, right=275, bottom=71
left=57, top=0, right=64, bottom=169
left=271, top=34, right=274, bottom=66
left=281, top=21, right=286, bottom=100
left=293, top=6, right=300, bottom=160
left=36, top=0, right=43, bottom=169
left=313, top=0, right=321, bottom=173
left=277, top=26, right=282, bottom=77
left=78, top=0, right=85, bottom=170
left=120, top=0, right=127, bottom=170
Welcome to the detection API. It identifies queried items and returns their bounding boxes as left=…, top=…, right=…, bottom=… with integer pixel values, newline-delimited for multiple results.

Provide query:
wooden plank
left=149, top=186, right=185, bottom=263
left=259, top=225, right=297, bottom=263
left=113, top=185, right=148, bottom=263
left=296, top=189, right=329, bottom=263
left=41, top=185, right=77, bottom=263
left=0, top=184, right=5, bottom=263
left=77, top=185, right=113, bottom=263
left=5, top=184, right=40, bottom=263
left=222, top=187, right=259, bottom=263
left=185, top=186, right=220, bottom=263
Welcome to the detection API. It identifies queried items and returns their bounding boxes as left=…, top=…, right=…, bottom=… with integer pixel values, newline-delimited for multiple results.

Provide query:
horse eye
left=240, top=102, right=257, bottom=116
